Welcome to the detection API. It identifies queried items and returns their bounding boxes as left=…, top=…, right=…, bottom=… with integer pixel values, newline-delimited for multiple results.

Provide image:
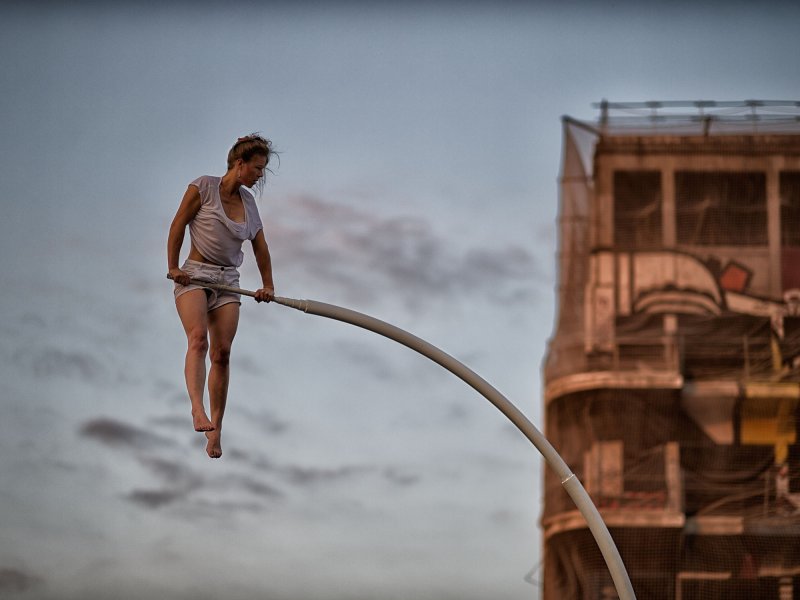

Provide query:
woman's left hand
left=255, top=286, right=275, bottom=303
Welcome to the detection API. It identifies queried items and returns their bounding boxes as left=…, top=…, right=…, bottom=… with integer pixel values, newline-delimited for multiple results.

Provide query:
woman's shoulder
left=188, top=175, right=220, bottom=190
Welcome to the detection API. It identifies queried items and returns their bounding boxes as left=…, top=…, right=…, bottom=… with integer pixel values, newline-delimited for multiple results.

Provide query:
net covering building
left=544, top=101, right=800, bottom=599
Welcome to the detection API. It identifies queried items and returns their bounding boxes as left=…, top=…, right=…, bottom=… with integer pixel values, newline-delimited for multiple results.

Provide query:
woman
left=167, top=134, right=276, bottom=458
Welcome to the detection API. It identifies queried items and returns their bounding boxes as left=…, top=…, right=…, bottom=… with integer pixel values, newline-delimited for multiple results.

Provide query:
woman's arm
left=251, top=229, right=275, bottom=302
left=167, top=185, right=202, bottom=285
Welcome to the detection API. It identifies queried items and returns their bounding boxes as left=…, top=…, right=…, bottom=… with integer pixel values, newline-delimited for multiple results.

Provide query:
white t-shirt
left=187, top=175, right=263, bottom=267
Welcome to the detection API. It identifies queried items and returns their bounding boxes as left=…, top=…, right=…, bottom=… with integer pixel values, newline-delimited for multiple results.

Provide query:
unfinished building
left=543, top=100, right=800, bottom=599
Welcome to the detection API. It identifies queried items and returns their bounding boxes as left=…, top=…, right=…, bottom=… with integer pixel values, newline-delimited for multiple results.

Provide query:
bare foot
left=192, top=409, right=215, bottom=432
left=205, top=431, right=222, bottom=459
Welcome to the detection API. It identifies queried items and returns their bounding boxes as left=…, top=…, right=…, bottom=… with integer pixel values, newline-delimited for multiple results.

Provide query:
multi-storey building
left=543, top=101, right=800, bottom=599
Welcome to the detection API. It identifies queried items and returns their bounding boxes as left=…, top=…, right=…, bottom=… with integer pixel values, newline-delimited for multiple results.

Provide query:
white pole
left=171, top=276, right=636, bottom=600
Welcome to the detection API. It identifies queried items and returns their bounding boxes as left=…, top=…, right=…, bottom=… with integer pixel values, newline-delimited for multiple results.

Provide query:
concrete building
left=543, top=101, right=800, bottom=599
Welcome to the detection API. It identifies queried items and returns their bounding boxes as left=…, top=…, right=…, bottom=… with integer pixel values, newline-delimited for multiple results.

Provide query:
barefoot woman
left=167, top=134, right=276, bottom=458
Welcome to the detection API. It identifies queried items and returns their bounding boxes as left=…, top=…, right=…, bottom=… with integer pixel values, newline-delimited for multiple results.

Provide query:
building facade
left=543, top=101, right=800, bottom=599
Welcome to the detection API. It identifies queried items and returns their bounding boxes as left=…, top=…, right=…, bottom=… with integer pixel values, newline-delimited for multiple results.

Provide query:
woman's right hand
left=168, top=267, right=191, bottom=286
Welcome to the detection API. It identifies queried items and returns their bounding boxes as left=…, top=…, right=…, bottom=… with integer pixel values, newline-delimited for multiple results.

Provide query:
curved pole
left=170, top=277, right=636, bottom=600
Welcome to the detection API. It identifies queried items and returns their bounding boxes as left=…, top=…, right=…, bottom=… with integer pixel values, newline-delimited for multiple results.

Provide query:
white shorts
left=173, top=259, right=241, bottom=311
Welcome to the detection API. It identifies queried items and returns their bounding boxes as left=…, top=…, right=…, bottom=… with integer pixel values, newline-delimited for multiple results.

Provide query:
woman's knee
left=187, top=329, right=209, bottom=356
left=210, top=344, right=232, bottom=366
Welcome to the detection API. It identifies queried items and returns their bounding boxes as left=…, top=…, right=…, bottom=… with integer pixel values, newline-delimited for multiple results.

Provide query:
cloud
left=149, top=414, right=192, bottom=430
left=488, top=508, right=518, bottom=527
left=79, top=417, right=174, bottom=450
left=79, top=423, right=206, bottom=511
left=282, top=464, right=371, bottom=487
left=236, top=354, right=271, bottom=377
left=229, top=448, right=368, bottom=488
left=0, top=567, right=42, bottom=593
left=83, top=413, right=414, bottom=518
left=332, top=340, right=398, bottom=380
left=237, top=407, right=291, bottom=435
left=215, top=443, right=419, bottom=492
left=443, top=402, right=473, bottom=423
left=137, top=456, right=203, bottom=488
left=382, top=466, right=421, bottom=487
left=19, top=347, right=106, bottom=381
left=127, top=488, right=188, bottom=509
left=266, top=194, right=539, bottom=308
left=125, top=476, right=281, bottom=514
left=225, top=474, right=283, bottom=498
left=120, top=447, right=283, bottom=514
left=182, top=498, right=267, bottom=516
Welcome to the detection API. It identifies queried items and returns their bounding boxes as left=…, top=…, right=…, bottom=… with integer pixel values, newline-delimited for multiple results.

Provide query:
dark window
left=781, top=171, right=800, bottom=247
left=614, top=171, right=662, bottom=249
left=676, top=171, right=766, bottom=246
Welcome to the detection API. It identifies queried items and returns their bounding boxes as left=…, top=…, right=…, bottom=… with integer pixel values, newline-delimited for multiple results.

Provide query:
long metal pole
left=171, top=277, right=636, bottom=599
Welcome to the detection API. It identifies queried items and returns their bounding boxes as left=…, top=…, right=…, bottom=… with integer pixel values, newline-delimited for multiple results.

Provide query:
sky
left=0, top=1, right=799, bottom=599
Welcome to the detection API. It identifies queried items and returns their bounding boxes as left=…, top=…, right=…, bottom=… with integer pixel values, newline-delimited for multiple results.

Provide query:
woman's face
left=239, top=155, right=268, bottom=188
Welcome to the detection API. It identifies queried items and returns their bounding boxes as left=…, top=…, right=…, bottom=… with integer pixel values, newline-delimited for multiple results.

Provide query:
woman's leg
left=205, top=301, right=240, bottom=458
left=175, top=290, right=215, bottom=432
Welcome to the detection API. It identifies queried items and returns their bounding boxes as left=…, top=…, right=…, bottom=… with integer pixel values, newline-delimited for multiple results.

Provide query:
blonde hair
left=226, top=133, right=277, bottom=171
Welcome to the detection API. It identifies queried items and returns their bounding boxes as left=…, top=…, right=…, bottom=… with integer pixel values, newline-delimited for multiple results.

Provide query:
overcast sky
left=1, top=1, right=799, bottom=599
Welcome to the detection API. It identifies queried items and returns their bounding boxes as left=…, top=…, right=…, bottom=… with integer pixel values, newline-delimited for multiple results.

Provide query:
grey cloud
left=126, top=458, right=281, bottom=513
left=82, top=425, right=202, bottom=511
left=221, top=474, right=283, bottom=499
left=149, top=379, right=188, bottom=408
left=0, top=567, right=43, bottom=593
left=18, top=313, right=47, bottom=328
left=181, top=498, right=267, bottom=517
left=127, top=488, right=188, bottom=509
left=151, top=376, right=186, bottom=395
left=332, top=340, right=397, bottom=380
left=167, top=391, right=189, bottom=407
left=46, top=458, right=80, bottom=472
left=463, top=246, right=537, bottom=285
left=488, top=508, right=518, bottom=527
left=237, top=407, right=291, bottom=435
left=282, top=194, right=363, bottom=223
left=23, top=347, right=105, bottom=381
left=268, top=194, right=539, bottom=308
left=80, top=417, right=174, bottom=450
left=445, top=402, right=472, bottom=422
left=149, top=414, right=191, bottom=430
left=0, top=313, right=46, bottom=340
left=137, top=456, right=203, bottom=488
left=174, top=434, right=417, bottom=496
left=488, top=286, right=538, bottom=305
left=236, top=354, right=271, bottom=377
left=282, top=464, right=370, bottom=487
left=123, top=455, right=272, bottom=513
left=224, top=446, right=256, bottom=463
left=280, top=461, right=422, bottom=490
left=235, top=452, right=372, bottom=489
left=224, top=446, right=404, bottom=491
left=382, top=467, right=421, bottom=487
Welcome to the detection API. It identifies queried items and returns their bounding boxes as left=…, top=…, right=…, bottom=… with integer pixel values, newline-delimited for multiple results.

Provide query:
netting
left=542, top=104, right=800, bottom=599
